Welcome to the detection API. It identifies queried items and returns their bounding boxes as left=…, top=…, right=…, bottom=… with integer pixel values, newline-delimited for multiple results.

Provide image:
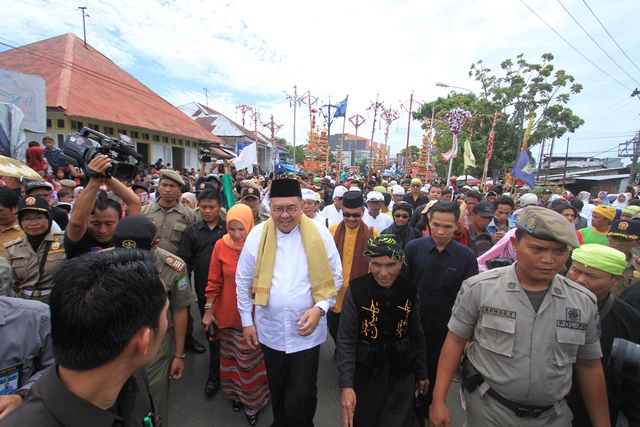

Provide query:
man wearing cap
left=606, top=220, right=640, bottom=297
left=430, top=207, right=609, bottom=427
left=0, top=186, right=24, bottom=259
left=236, top=178, right=343, bottom=427
left=142, top=170, right=202, bottom=354
left=620, top=205, right=640, bottom=221
left=461, top=201, right=496, bottom=256
left=5, top=196, right=66, bottom=304
left=389, top=185, right=405, bottom=211
left=321, top=185, right=348, bottom=225
left=179, top=188, right=227, bottom=394
left=404, top=178, right=429, bottom=211
left=241, top=187, right=269, bottom=225
left=112, top=215, right=194, bottom=426
left=579, top=205, right=616, bottom=246
left=362, top=191, right=393, bottom=231
left=328, top=191, right=380, bottom=347
left=130, top=181, right=151, bottom=206
left=301, top=189, right=332, bottom=227
left=566, top=244, right=640, bottom=427
left=64, top=155, right=141, bottom=259
left=24, top=181, right=69, bottom=230
left=321, top=177, right=333, bottom=206
left=337, top=235, right=428, bottom=427
left=538, top=188, right=553, bottom=207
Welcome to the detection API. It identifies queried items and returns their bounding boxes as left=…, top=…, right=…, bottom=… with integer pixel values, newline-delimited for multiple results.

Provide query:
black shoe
left=185, top=336, right=206, bottom=354
left=246, top=414, right=258, bottom=426
left=233, top=401, right=243, bottom=412
left=204, top=380, right=220, bottom=394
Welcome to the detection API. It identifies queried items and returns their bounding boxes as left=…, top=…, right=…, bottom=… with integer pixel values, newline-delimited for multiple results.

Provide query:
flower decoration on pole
left=441, top=107, right=472, bottom=182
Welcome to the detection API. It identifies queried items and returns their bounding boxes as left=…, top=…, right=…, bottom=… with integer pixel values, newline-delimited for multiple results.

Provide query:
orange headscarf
left=222, top=204, right=254, bottom=251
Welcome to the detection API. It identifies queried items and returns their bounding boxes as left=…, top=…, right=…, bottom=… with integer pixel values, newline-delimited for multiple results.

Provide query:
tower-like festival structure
left=303, top=113, right=330, bottom=176
left=411, top=129, right=431, bottom=181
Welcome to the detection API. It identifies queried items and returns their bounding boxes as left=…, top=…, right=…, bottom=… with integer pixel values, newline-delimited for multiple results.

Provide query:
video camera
left=609, top=338, right=640, bottom=382
left=200, top=148, right=212, bottom=163
left=59, top=127, right=143, bottom=181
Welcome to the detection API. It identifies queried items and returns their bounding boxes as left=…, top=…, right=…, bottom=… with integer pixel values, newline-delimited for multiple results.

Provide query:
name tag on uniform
left=482, top=306, right=516, bottom=319
left=0, top=362, right=22, bottom=393
left=48, top=248, right=65, bottom=255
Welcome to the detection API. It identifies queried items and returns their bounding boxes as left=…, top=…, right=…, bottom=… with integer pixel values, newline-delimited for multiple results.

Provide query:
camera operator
left=566, top=244, right=640, bottom=427
left=64, top=155, right=141, bottom=259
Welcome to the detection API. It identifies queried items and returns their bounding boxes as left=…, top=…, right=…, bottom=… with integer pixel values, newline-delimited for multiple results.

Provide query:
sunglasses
left=342, top=212, right=362, bottom=218
left=411, top=184, right=421, bottom=187
left=394, top=214, right=410, bottom=219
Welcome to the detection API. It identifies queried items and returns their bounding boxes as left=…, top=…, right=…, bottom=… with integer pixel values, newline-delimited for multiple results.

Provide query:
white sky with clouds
left=2, top=0, right=639, bottom=165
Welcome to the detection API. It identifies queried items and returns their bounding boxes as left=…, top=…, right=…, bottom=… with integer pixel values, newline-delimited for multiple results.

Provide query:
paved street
left=168, top=306, right=465, bottom=426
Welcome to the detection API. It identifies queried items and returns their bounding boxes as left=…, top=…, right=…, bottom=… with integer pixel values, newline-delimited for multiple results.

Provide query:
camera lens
left=608, top=338, right=640, bottom=382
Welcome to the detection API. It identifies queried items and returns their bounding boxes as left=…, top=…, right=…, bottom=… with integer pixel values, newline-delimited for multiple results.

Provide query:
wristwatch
left=317, top=307, right=326, bottom=317
left=172, top=354, right=186, bottom=359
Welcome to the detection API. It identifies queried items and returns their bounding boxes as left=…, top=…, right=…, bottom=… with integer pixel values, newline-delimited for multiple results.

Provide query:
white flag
left=233, top=142, right=257, bottom=171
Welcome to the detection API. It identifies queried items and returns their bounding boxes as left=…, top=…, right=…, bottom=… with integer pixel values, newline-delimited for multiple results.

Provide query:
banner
left=463, top=135, right=476, bottom=168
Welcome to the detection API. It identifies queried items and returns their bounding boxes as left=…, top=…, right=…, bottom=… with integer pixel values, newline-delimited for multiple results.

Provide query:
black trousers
left=195, top=292, right=220, bottom=383
left=327, top=310, right=340, bottom=346
left=415, top=330, right=449, bottom=418
left=261, top=344, right=320, bottom=427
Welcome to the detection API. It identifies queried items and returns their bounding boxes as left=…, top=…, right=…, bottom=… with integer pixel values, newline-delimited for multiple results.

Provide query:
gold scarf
left=252, top=215, right=336, bottom=306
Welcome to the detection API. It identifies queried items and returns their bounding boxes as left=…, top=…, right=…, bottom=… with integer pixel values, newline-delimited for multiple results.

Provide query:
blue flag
left=333, top=97, right=348, bottom=118
left=512, top=149, right=536, bottom=189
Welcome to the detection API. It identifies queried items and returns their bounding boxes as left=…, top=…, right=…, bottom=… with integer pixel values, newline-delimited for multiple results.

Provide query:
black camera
left=609, top=338, right=640, bottom=382
left=200, top=148, right=211, bottom=163
left=59, top=128, right=142, bottom=181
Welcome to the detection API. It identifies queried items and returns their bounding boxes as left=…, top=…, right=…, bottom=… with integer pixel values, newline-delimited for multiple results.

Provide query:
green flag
left=222, top=173, right=235, bottom=209
left=463, top=135, right=476, bottom=169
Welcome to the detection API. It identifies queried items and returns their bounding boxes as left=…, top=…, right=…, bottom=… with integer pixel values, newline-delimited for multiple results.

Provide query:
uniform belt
left=485, top=387, right=553, bottom=418
left=21, top=289, right=52, bottom=297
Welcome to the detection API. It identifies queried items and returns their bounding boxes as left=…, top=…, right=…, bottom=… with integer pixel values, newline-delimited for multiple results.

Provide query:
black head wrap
left=363, top=234, right=404, bottom=261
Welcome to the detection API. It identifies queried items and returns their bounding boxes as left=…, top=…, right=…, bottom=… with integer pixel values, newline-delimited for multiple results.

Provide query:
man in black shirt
left=402, top=201, right=478, bottom=425
left=0, top=249, right=168, bottom=427
left=404, top=178, right=429, bottom=211
left=178, top=188, right=226, bottom=395
left=64, top=155, right=141, bottom=259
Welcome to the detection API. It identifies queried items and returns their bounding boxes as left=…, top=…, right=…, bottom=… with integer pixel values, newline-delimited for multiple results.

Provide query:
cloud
left=2, top=0, right=638, bottom=161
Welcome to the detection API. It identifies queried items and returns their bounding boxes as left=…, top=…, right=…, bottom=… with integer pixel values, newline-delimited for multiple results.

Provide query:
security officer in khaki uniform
left=112, top=215, right=194, bottom=427
left=430, top=206, right=610, bottom=427
left=141, top=170, right=196, bottom=256
left=606, top=219, right=640, bottom=297
left=5, top=196, right=66, bottom=304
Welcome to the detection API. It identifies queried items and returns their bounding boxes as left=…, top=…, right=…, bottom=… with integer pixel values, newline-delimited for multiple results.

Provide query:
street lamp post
left=435, top=82, right=475, bottom=94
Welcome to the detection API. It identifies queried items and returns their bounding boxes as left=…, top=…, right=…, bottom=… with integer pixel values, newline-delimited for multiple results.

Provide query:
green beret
left=159, top=170, right=185, bottom=187
left=572, top=244, right=626, bottom=276
left=518, top=206, right=580, bottom=248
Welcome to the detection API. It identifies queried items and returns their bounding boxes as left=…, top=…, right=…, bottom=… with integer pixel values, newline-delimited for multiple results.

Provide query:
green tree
left=400, top=145, right=421, bottom=161
left=276, top=137, right=305, bottom=164
left=469, top=53, right=584, bottom=153
left=358, top=157, right=369, bottom=170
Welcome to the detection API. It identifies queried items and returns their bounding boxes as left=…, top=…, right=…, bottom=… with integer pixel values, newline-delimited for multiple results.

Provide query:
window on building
left=56, top=133, right=65, bottom=148
left=88, top=123, right=99, bottom=131
left=142, top=133, right=149, bottom=140
left=117, top=129, right=127, bottom=136
left=153, top=135, right=160, bottom=142
left=171, top=138, right=176, bottom=145
left=56, top=119, right=65, bottom=128
left=185, top=140, right=190, bottom=147
left=46, top=119, right=52, bottom=128
left=70, top=121, right=83, bottom=130
left=178, top=139, right=183, bottom=146
left=104, top=126, right=114, bottom=135
left=131, top=131, right=139, bottom=139
left=162, top=136, right=168, bottom=143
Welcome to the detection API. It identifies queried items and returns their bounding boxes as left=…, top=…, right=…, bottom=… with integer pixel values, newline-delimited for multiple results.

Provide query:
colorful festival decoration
left=441, top=108, right=472, bottom=162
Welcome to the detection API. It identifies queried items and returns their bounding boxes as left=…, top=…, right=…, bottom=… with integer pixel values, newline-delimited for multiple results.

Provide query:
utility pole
left=366, top=95, right=384, bottom=178
left=78, top=6, right=88, bottom=47
left=562, top=137, right=570, bottom=186
left=619, top=131, right=640, bottom=184
left=348, top=114, right=366, bottom=168
left=544, top=135, right=555, bottom=183
left=284, top=85, right=305, bottom=169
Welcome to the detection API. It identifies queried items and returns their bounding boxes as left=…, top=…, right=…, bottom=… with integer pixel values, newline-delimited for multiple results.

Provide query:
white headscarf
left=612, top=193, right=629, bottom=210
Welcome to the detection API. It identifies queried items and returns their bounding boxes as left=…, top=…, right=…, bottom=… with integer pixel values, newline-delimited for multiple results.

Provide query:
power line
left=582, top=96, right=631, bottom=122
left=557, top=0, right=640, bottom=86
left=582, top=0, right=640, bottom=75
left=519, top=0, right=633, bottom=92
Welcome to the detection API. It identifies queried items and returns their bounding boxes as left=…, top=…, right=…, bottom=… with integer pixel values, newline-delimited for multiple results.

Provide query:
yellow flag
left=463, top=135, right=476, bottom=168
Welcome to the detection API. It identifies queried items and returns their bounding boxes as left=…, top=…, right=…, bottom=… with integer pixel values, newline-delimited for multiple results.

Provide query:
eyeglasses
left=394, top=214, right=410, bottom=219
left=411, top=184, right=421, bottom=187
left=342, top=212, right=362, bottom=218
left=21, top=215, right=48, bottom=223
left=271, top=205, right=300, bottom=215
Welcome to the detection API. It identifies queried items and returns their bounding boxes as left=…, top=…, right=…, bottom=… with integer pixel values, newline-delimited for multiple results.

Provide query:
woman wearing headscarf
left=26, top=142, right=47, bottom=176
left=381, top=201, right=421, bottom=250
left=5, top=196, right=66, bottom=304
left=180, top=192, right=198, bottom=210
left=202, top=204, right=269, bottom=425
left=612, top=193, right=629, bottom=210
left=598, top=190, right=611, bottom=206
left=552, top=201, right=585, bottom=245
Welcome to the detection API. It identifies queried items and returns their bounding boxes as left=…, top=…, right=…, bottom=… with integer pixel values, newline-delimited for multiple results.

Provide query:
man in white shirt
left=389, top=184, right=405, bottom=211
left=301, top=189, right=333, bottom=227
left=363, top=191, right=393, bottom=231
left=321, top=185, right=347, bottom=225
left=236, top=179, right=343, bottom=427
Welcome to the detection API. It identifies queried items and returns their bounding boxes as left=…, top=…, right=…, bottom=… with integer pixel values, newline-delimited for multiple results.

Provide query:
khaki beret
left=518, top=206, right=580, bottom=248
left=159, top=170, right=184, bottom=187
left=59, top=179, right=77, bottom=188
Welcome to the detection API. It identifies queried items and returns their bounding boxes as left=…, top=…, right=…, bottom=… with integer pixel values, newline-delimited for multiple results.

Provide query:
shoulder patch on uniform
left=4, top=237, right=23, bottom=248
left=164, top=255, right=185, bottom=272
left=177, top=277, right=188, bottom=291
left=465, top=268, right=501, bottom=288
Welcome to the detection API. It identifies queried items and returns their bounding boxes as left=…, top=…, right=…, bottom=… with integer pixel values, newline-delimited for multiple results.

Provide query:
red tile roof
left=0, top=34, right=222, bottom=143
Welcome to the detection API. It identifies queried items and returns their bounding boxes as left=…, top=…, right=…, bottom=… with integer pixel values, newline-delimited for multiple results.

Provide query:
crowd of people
left=0, top=139, right=639, bottom=427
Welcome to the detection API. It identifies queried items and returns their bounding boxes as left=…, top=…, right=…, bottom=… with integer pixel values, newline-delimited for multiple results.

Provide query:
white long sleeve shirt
left=236, top=220, right=343, bottom=353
